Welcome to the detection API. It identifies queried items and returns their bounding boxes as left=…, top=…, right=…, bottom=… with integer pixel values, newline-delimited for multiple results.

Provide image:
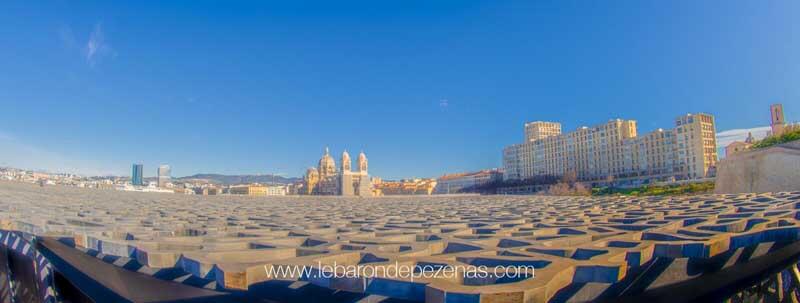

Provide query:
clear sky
left=1, top=1, right=798, bottom=179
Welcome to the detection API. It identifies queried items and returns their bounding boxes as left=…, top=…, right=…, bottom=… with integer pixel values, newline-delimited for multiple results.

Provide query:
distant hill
left=175, top=174, right=301, bottom=185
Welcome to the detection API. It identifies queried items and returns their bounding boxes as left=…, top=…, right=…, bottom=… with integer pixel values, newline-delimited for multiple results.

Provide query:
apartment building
left=434, top=169, right=503, bottom=194
left=525, top=121, right=562, bottom=142
left=157, top=165, right=171, bottom=188
left=374, top=178, right=438, bottom=195
left=635, top=128, right=678, bottom=179
left=502, top=143, right=522, bottom=181
left=229, top=184, right=287, bottom=196
left=502, top=113, right=717, bottom=184
left=674, top=113, right=718, bottom=179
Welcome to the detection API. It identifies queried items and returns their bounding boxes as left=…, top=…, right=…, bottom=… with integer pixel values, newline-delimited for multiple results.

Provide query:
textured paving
left=2, top=181, right=800, bottom=302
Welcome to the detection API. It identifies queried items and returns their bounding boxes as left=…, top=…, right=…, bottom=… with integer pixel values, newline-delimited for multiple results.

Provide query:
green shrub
left=752, top=126, right=800, bottom=149
left=593, top=182, right=714, bottom=197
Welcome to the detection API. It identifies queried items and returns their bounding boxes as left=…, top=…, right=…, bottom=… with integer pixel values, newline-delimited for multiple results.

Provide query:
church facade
left=303, top=148, right=372, bottom=196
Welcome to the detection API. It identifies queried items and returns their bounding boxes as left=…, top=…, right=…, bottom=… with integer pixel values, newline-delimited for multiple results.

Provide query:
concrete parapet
left=715, top=140, right=800, bottom=194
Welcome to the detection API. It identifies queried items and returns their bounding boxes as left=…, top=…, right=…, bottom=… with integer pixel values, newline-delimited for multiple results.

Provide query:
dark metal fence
left=4, top=227, right=800, bottom=303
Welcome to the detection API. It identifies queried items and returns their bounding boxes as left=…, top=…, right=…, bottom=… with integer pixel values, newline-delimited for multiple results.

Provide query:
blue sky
left=1, top=1, right=798, bottom=179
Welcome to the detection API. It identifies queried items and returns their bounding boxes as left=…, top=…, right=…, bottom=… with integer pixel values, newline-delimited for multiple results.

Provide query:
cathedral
left=303, top=147, right=372, bottom=196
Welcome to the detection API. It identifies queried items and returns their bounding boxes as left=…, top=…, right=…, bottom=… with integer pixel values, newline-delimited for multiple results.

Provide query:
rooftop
left=1, top=181, right=799, bottom=302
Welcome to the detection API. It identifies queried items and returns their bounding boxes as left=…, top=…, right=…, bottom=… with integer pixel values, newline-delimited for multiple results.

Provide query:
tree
left=605, top=175, right=616, bottom=190
left=545, top=171, right=590, bottom=196
left=458, top=175, right=561, bottom=194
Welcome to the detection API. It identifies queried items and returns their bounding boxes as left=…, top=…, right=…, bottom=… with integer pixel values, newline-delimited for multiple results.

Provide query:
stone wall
left=715, top=140, right=800, bottom=194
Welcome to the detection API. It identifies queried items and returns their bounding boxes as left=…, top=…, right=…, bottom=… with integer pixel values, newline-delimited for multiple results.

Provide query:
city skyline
left=2, top=1, right=800, bottom=179
left=0, top=115, right=781, bottom=179
left=0, top=106, right=791, bottom=180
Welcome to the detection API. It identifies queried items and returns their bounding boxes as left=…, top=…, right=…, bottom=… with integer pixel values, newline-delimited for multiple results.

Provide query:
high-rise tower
left=131, top=164, right=144, bottom=186
left=157, top=165, right=171, bottom=188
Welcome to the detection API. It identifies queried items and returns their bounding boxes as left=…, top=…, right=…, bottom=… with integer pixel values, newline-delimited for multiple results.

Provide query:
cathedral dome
left=318, top=147, right=336, bottom=177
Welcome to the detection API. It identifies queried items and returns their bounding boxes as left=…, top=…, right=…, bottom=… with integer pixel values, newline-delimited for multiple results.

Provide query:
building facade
left=502, top=113, right=718, bottom=184
left=502, top=144, right=523, bottom=181
left=302, top=148, right=372, bottom=196
left=675, top=113, right=718, bottom=179
left=525, top=121, right=562, bottom=142
left=194, top=187, right=222, bottom=196
left=634, top=128, right=677, bottom=179
left=131, top=164, right=144, bottom=186
left=374, top=178, right=437, bottom=195
left=725, top=140, right=752, bottom=158
left=157, top=165, right=171, bottom=188
left=229, top=184, right=286, bottom=196
left=434, top=169, right=502, bottom=194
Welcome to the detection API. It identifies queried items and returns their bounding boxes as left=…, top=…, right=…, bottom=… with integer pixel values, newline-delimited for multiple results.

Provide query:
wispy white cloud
left=85, top=23, right=115, bottom=66
left=716, top=126, right=771, bottom=149
left=58, top=23, right=116, bottom=67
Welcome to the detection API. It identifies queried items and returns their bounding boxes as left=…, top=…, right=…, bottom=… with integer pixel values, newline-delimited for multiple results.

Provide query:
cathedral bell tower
left=341, top=150, right=351, bottom=172
left=358, top=151, right=368, bottom=173
left=771, top=104, right=785, bottom=136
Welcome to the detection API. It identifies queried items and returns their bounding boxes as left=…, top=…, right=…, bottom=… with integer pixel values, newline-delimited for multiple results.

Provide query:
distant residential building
left=434, top=169, right=502, bottom=194
left=33, top=172, right=51, bottom=181
left=230, top=185, right=265, bottom=196
left=502, top=112, right=718, bottom=184
left=502, top=144, right=522, bottom=181
left=525, top=121, right=562, bottom=142
left=173, top=188, right=194, bottom=195
left=266, top=185, right=287, bottom=196
left=157, top=165, right=171, bottom=188
left=229, top=184, right=286, bottom=196
left=375, top=178, right=437, bottom=195
left=725, top=140, right=753, bottom=157
left=503, top=118, right=638, bottom=182
left=286, top=182, right=302, bottom=195
left=131, top=163, right=144, bottom=186
left=118, top=183, right=174, bottom=193
left=194, top=187, right=221, bottom=195
left=725, top=132, right=756, bottom=157
left=771, top=104, right=786, bottom=136
left=97, top=183, right=115, bottom=190
left=675, top=113, right=718, bottom=179
left=370, top=177, right=384, bottom=196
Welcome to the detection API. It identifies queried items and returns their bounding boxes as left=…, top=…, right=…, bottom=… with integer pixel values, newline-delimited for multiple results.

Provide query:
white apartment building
left=434, top=170, right=503, bottom=194
left=674, top=113, right=718, bottom=179
left=502, top=113, right=718, bottom=184
left=525, top=121, right=562, bottom=142
left=502, top=143, right=522, bottom=181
